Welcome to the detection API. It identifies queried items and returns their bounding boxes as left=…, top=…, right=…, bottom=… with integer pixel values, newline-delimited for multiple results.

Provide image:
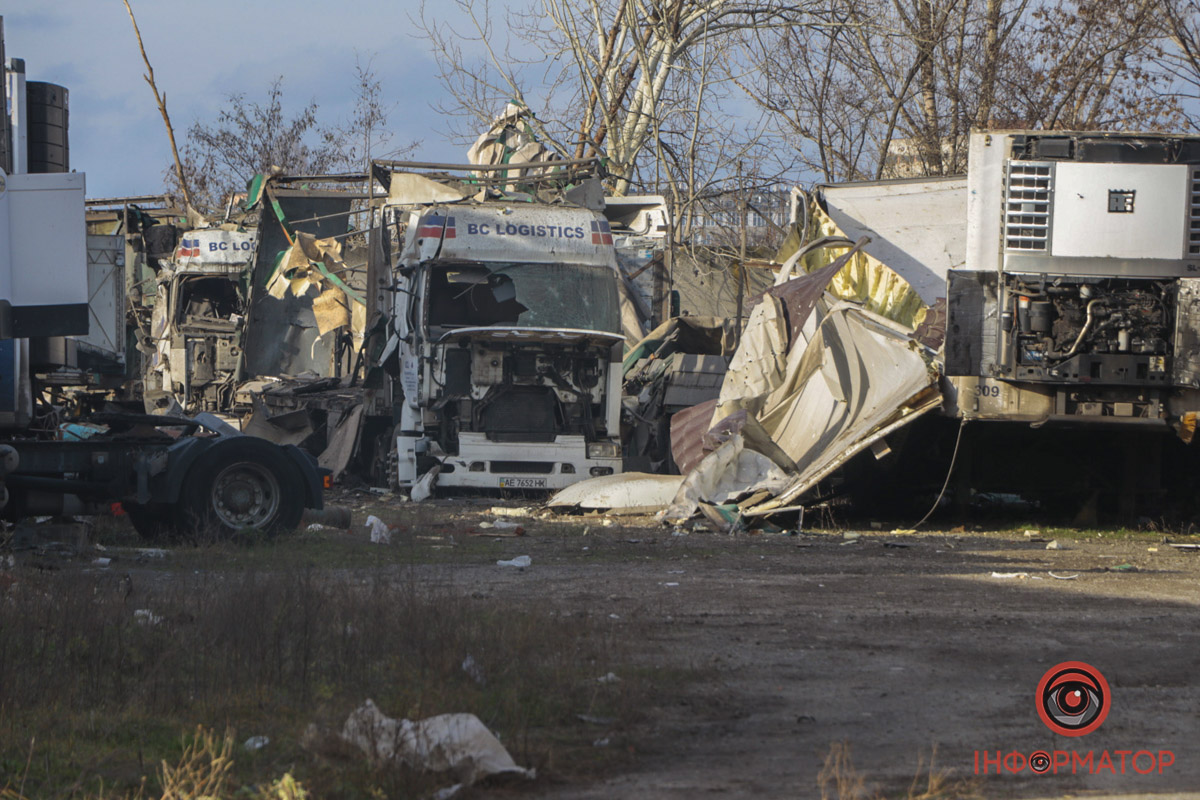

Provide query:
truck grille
left=1005, top=163, right=1052, bottom=251
left=1189, top=167, right=1200, bottom=256
left=481, top=386, right=558, bottom=443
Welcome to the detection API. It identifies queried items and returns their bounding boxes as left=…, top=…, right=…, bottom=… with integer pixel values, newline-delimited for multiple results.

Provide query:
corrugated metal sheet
left=669, top=399, right=717, bottom=475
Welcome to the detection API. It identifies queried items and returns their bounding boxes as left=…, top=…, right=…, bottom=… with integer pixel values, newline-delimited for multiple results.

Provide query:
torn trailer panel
left=550, top=243, right=942, bottom=521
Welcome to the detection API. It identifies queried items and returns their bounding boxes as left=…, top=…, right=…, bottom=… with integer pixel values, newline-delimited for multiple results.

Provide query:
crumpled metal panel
left=243, top=195, right=354, bottom=378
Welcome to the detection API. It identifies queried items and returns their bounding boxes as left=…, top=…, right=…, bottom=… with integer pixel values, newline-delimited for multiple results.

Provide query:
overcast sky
left=2, top=1, right=469, bottom=198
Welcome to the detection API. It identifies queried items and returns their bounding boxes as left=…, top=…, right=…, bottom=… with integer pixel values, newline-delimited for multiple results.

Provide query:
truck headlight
left=587, top=442, right=621, bottom=459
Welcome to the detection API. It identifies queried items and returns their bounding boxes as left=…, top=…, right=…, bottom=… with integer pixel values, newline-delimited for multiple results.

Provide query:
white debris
left=1045, top=539, right=1065, bottom=550
left=243, top=735, right=270, bottom=751
left=341, top=699, right=535, bottom=786
left=136, top=548, right=167, bottom=559
left=990, top=572, right=1030, bottom=579
left=365, top=515, right=391, bottom=544
left=133, top=609, right=163, bottom=625
left=596, top=672, right=621, bottom=684
left=92, top=557, right=112, bottom=567
left=462, top=655, right=485, bottom=685
left=490, top=507, right=533, bottom=517
left=496, top=555, right=531, bottom=568
left=411, top=466, right=440, bottom=502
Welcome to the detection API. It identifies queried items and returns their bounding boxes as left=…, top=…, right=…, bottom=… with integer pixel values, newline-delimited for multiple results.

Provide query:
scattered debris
left=133, top=609, right=163, bottom=625
left=1107, top=563, right=1138, bottom=572
left=411, top=466, right=440, bottom=503
left=461, top=655, right=485, bottom=685
left=496, top=555, right=532, bottom=568
left=991, top=572, right=1031, bottom=579
left=340, top=699, right=535, bottom=788
left=469, top=526, right=525, bottom=538
left=1168, top=543, right=1200, bottom=551
left=596, top=672, right=621, bottom=684
left=480, top=520, right=522, bottom=530
left=1048, top=572, right=1079, bottom=580
left=365, top=515, right=392, bottom=545
left=243, top=735, right=269, bottom=751
left=1045, top=539, right=1065, bottom=550
left=576, top=714, right=616, bottom=726
left=490, top=507, right=534, bottom=518
left=301, top=505, right=353, bottom=529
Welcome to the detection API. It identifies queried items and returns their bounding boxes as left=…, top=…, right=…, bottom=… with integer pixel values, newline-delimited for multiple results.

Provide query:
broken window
left=176, top=277, right=243, bottom=324
left=425, top=262, right=621, bottom=334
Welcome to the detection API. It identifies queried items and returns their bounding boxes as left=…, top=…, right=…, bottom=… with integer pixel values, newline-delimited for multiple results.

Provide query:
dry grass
left=0, top=565, right=646, bottom=798
left=818, top=741, right=984, bottom=800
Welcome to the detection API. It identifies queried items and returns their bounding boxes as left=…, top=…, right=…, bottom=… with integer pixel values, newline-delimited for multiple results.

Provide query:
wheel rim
left=210, top=461, right=281, bottom=529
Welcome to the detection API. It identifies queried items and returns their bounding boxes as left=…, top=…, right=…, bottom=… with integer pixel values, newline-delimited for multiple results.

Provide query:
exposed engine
left=1006, top=276, right=1173, bottom=385
left=430, top=339, right=613, bottom=455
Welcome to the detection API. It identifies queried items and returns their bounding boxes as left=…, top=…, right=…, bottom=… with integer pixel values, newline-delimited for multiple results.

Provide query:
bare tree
left=744, top=0, right=1176, bottom=183
left=173, top=78, right=348, bottom=212
left=122, top=0, right=193, bottom=209
left=418, top=0, right=814, bottom=202
left=172, top=64, right=416, bottom=213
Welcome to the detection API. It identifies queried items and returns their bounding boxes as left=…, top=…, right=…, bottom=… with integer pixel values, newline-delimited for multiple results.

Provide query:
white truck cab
left=381, top=163, right=625, bottom=492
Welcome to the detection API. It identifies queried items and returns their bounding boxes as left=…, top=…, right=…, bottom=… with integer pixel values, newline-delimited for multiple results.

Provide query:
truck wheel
left=126, top=503, right=173, bottom=540
left=175, top=439, right=304, bottom=538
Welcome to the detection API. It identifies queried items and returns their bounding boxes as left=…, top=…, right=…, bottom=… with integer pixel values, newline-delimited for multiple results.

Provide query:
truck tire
left=126, top=503, right=172, bottom=539
left=174, top=438, right=305, bottom=538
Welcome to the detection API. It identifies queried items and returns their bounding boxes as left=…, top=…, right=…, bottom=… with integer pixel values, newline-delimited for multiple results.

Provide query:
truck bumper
left=432, top=433, right=622, bottom=491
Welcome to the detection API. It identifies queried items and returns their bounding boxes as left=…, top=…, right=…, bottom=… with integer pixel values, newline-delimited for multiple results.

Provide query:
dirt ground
left=380, top=499, right=1200, bottom=800
left=14, top=496, right=1200, bottom=799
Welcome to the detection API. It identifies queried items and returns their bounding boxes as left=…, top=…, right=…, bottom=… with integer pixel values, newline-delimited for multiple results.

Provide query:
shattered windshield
left=425, top=261, right=621, bottom=334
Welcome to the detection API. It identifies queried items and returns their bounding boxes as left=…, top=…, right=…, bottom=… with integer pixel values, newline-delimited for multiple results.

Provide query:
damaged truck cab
left=382, top=164, right=625, bottom=491
left=146, top=229, right=256, bottom=413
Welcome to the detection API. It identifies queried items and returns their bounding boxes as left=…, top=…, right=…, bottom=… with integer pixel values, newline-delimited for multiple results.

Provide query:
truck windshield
left=425, top=261, right=621, bottom=333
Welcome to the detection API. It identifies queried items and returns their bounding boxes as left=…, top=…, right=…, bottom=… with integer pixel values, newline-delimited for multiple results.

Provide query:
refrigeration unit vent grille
left=1188, top=167, right=1200, bottom=256
left=1005, top=163, right=1052, bottom=252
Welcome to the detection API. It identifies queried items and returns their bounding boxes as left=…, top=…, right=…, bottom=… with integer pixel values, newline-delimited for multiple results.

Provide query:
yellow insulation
left=776, top=200, right=929, bottom=331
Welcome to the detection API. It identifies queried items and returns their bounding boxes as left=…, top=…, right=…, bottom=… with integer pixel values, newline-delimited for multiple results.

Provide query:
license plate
left=499, top=477, right=547, bottom=489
